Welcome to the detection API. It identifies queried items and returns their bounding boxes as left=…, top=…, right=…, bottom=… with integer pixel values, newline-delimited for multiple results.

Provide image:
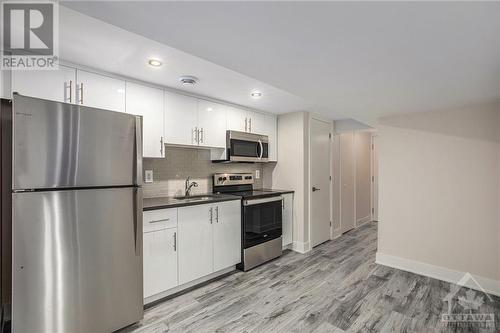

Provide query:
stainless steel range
left=213, top=173, right=282, bottom=271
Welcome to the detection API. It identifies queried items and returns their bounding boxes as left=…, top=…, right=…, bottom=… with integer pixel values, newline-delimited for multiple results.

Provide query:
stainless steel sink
left=174, top=195, right=215, bottom=201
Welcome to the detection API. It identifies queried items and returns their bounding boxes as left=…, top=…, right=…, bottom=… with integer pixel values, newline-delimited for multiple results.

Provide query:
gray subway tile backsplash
left=143, top=146, right=264, bottom=198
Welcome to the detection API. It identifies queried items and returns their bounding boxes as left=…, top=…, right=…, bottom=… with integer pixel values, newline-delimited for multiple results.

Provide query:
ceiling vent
left=179, top=75, right=199, bottom=86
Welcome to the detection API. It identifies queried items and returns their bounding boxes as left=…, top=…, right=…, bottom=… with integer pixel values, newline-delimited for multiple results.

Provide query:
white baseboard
left=376, top=252, right=500, bottom=297
left=332, top=228, right=342, bottom=239
left=292, top=241, right=310, bottom=254
left=356, top=215, right=371, bottom=227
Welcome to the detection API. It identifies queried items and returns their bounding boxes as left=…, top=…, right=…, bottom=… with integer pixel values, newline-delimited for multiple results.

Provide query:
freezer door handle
left=135, top=116, right=143, bottom=186
left=134, top=188, right=143, bottom=256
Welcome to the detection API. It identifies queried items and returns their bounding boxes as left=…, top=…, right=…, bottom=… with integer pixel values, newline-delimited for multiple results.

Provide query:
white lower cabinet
left=178, top=200, right=241, bottom=285
left=178, top=203, right=214, bottom=285
left=143, top=200, right=241, bottom=300
left=213, top=201, right=242, bottom=271
left=282, top=193, right=293, bottom=247
left=143, top=228, right=178, bottom=298
left=143, top=208, right=178, bottom=299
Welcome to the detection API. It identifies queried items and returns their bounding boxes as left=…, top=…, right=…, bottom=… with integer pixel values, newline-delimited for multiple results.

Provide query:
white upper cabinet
left=77, top=70, right=126, bottom=112
left=213, top=201, right=241, bottom=271
left=197, top=100, right=227, bottom=148
left=164, top=91, right=198, bottom=146
left=12, top=65, right=76, bottom=103
left=226, top=106, right=248, bottom=132
left=264, top=114, right=278, bottom=161
left=126, top=82, right=165, bottom=158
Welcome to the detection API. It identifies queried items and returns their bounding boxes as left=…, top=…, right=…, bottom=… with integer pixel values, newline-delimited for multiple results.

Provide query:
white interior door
left=310, top=118, right=331, bottom=247
left=126, top=82, right=165, bottom=158
left=340, top=132, right=355, bottom=233
left=372, top=135, right=379, bottom=221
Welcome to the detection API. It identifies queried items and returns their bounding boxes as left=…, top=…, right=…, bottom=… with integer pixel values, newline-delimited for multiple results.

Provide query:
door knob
left=312, top=187, right=320, bottom=192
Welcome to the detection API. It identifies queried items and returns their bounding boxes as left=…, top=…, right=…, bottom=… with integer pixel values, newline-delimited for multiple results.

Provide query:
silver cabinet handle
left=209, top=207, right=213, bottom=224
left=65, top=80, right=72, bottom=103
left=148, top=218, right=170, bottom=224
left=215, top=206, right=219, bottom=223
left=192, top=127, right=197, bottom=144
left=199, top=127, right=204, bottom=144
left=249, top=118, right=252, bottom=132
left=173, top=232, right=177, bottom=252
left=160, top=136, right=164, bottom=155
left=78, top=83, right=84, bottom=104
left=245, top=118, right=248, bottom=132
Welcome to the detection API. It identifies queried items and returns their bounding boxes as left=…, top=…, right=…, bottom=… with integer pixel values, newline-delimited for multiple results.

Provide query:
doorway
left=310, top=117, right=331, bottom=247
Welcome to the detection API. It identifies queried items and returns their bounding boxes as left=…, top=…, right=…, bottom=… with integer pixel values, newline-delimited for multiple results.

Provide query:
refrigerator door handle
left=134, top=187, right=143, bottom=256
left=135, top=116, right=143, bottom=186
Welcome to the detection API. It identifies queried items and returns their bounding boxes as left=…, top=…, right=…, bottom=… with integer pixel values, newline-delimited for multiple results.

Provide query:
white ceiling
left=58, top=6, right=310, bottom=115
left=62, top=1, right=500, bottom=125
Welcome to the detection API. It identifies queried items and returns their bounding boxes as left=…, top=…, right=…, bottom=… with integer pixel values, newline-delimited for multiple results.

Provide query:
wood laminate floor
left=121, top=222, right=500, bottom=333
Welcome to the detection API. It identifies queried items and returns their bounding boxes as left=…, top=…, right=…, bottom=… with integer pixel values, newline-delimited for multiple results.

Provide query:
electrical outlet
left=255, top=170, right=260, bottom=179
left=144, top=170, right=154, bottom=183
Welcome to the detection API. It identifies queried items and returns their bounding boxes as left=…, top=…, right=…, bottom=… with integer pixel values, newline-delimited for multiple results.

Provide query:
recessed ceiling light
left=148, top=59, right=162, bottom=67
left=179, top=75, right=199, bottom=87
left=251, top=91, right=262, bottom=99
left=207, top=107, right=213, bottom=112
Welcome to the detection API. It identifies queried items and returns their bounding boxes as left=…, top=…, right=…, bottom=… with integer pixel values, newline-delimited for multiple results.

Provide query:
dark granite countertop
left=143, top=194, right=241, bottom=211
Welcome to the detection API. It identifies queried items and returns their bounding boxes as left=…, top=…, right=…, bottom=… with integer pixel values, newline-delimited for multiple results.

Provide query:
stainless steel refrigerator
left=1, top=94, right=143, bottom=333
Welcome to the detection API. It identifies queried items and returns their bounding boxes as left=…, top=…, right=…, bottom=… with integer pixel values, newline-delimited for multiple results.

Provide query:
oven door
left=243, top=196, right=282, bottom=248
left=228, top=131, right=269, bottom=162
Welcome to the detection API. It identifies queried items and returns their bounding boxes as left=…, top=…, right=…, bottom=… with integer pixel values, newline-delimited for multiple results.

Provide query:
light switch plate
left=144, top=170, right=154, bottom=183
left=255, top=170, right=260, bottom=179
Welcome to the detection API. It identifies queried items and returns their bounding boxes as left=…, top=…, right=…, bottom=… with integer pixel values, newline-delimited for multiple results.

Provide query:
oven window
left=231, top=139, right=259, bottom=158
left=243, top=199, right=282, bottom=248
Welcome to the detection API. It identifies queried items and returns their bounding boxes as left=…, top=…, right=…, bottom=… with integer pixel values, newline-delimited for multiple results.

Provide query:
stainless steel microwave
left=214, top=130, right=269, bottom=163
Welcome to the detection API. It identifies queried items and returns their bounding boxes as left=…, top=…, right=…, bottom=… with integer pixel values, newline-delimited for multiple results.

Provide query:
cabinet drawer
left=144, top=208, right=177, bottom=233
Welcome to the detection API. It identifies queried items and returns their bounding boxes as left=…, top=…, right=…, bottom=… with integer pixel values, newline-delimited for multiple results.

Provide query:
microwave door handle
left=258, top=140, right=263, bottom=159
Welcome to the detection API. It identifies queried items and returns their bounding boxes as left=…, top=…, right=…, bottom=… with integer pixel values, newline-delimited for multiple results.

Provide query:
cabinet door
left=197, top=100, right=226, bottom=148
left=226, top=106, right=248, bottom=132
left=164, top=91, right=198, bottom=146
left=263, top=114, right=278, bottom=161
left=213, top=201, right=241, bottom=271
left=247, top=111, right=266, bottom=135
left=282, top=193, right=293, bottom=246
left=178, top=204, right=214, bottom=284
left=143, top=228, right=178, bottom=298
left=77, top=70, right=126, bottom=112
left=12, top=65, right=76, bottom=103
left=126, top=82, right=165, bottom=158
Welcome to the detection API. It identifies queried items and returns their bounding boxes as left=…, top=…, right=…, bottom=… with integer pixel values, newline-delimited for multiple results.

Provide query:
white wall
left=271, top=112, right=310, bottom=251
left=355, top=131, right=372, bottom=224
left=377, top=101, right=500, bottom=283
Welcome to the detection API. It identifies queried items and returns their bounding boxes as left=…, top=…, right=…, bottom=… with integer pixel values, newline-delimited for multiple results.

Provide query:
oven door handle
left=244, top=196, right=283, bottom=206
